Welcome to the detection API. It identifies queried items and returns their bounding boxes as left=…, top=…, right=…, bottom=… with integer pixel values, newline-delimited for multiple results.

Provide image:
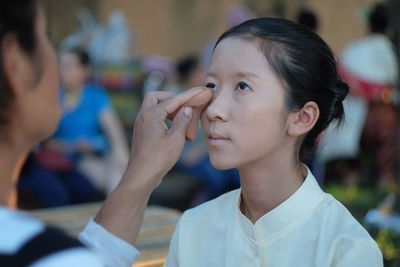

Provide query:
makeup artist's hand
left=94, top=88, right=206, bottom=245
left=124, top=88, right=206, bottom=191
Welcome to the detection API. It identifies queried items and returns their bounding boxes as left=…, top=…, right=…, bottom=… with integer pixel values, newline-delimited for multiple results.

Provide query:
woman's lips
left=208, top=134, right=230, bottom=145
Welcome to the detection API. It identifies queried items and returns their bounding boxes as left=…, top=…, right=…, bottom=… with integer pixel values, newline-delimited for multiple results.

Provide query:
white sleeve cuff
left=78, top=219, right=140, bottom=267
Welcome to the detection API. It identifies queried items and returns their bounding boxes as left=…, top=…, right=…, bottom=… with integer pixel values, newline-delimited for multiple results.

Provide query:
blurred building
left=44, top=0, right=376, bottom=59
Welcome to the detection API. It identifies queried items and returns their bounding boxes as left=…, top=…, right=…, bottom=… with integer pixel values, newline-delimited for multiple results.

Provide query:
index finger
left=142, top=91, right=175, bottom=108
left=157, top=87, right=207, bottom=116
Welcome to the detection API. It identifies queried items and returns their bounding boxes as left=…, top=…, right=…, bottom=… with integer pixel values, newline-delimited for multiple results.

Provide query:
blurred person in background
left=45, top=47, right=129, bottom=195
left=337, top=2, right=398, bottom=188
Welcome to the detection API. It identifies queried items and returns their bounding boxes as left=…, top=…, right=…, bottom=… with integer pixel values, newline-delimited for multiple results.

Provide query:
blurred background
left=18, top=0, right=400, bottom=265
left=42, top=0, right=391, bottom=58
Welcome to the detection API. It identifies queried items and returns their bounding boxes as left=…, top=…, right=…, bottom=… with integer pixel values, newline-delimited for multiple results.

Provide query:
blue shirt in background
left=53, top=83, right=111, bottom=157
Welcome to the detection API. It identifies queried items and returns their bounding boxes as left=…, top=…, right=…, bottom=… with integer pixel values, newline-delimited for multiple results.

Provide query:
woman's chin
left=209, top=157, right=235, bottom=170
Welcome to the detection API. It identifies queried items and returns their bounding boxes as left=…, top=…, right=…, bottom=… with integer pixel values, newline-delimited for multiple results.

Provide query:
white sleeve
left=163, top=218, right=181, bottom=267
left=78, top=219, right=140, bottom=267
left=335, top=240, right=383, bottom=267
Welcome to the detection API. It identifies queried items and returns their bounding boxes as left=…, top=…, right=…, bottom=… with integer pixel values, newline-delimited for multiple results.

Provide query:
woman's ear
left=2, top=34, right=36, bottom=97
left=287, top=101, right=319, bottom=137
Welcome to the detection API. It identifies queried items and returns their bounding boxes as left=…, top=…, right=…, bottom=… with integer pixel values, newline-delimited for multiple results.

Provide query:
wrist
left=118, top=162, right=163, bottom=196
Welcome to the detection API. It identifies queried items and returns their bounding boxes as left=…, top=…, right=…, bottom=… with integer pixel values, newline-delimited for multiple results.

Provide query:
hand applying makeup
left=183, top=86, right=213, bottom=141
left=165, top=86, right=213, bottom=141
left=94, top=87, right=212, bottom=244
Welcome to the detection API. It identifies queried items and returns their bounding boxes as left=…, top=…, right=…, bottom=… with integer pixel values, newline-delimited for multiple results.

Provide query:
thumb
left=170, top=107, right=193, bottom=137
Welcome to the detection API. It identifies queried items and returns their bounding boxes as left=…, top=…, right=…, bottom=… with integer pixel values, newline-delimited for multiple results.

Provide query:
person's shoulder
left=0, top=207, right=44, bottom=254
left=313, top=194, right=382, bottom=263
left=22, top=226, right=102, bottom=267
left=341, top=38, right=365, bottom=58
left=322, top=193, right=383, bottom=264
left=28, top=246, right=102, bottom=267
left=317, top=193, right=378, bottom=245
left=181, top=189, right=240, bottom=225
left=0, top=208, right=102, bottom=266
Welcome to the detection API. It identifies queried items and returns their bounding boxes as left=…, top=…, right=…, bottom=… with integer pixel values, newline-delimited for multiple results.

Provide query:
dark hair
left=66, top=47, right=91, bottom=67
left=297, top=9, right=318, bottom=32
left=176, top=55, right=199, bottom=83
left=0, top=0, right=38, bottom=125
left=215, top=17, right=349, bottom=161
left=368, top=3, right=388, bottom=34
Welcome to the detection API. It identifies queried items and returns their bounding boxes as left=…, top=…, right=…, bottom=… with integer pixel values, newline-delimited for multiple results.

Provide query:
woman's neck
left=238, top=153, right=306, bottom=224
left=0, top=141, right=27, bottom=209
left=64, top=84, right=82, bottom=95
left=63, top=85, right=83, bottom=110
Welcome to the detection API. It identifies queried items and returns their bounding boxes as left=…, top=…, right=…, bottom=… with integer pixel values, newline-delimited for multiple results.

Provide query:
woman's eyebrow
left=234, top=71, right=259, bottom=79
left=206, top=71, right=259, bottom=79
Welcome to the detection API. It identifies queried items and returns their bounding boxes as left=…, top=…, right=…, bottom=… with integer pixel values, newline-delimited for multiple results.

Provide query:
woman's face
left=59, top=52, right=88, bottom=90
left=201, top=37, right=291, bottom=170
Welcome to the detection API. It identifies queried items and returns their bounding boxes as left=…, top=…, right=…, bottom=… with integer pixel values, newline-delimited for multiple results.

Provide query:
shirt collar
left=235, top=167, right=325, bottom=244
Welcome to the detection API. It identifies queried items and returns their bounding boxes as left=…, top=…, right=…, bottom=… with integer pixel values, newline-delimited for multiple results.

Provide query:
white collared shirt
left=164, top=170, right=383, bottom=267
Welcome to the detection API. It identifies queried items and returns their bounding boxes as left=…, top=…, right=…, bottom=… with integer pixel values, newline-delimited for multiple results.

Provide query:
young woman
left=164, top=18, right=383, bottom=267
left=0, top=1, right=201, bottom=265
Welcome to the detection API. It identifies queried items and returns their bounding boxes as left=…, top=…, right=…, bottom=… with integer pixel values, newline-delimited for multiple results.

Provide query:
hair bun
left=332, top=80, right=349, bottom=120
left=337, top=80, right=349, bottom=101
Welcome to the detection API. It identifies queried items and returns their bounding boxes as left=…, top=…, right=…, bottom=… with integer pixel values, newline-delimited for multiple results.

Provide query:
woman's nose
left=205, top=90, right=229, bottom=122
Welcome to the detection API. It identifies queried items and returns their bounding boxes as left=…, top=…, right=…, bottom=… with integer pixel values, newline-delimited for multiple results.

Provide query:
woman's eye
left=206, top=82, right=217, bottom=90
left=236, top=81, right=251, bottom=91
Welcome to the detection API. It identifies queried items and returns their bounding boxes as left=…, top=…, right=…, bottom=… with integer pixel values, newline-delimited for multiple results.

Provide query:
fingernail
left=184, top=107, right=193, bottom=117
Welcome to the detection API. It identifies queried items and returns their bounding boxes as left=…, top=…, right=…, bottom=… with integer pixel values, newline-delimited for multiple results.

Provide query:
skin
left=0, top=6, right=59, bottom=207
left=184, top=87, right=212, bottom=141
left=59, top=52, right=89, bottom=94
left=201, top=37, right=319, bottom=223
left=0, top=4, right=206, bottom=245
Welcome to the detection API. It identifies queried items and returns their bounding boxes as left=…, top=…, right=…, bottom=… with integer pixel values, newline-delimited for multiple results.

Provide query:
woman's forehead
left=208, top=38, right=272, bottom=79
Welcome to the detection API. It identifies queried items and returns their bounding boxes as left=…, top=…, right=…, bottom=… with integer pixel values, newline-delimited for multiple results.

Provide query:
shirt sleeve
left=78, top=219, right=140, bottom=267
left=335, top=240, right=383, bottom=267
left=163, top=217, right=181, bottom=267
